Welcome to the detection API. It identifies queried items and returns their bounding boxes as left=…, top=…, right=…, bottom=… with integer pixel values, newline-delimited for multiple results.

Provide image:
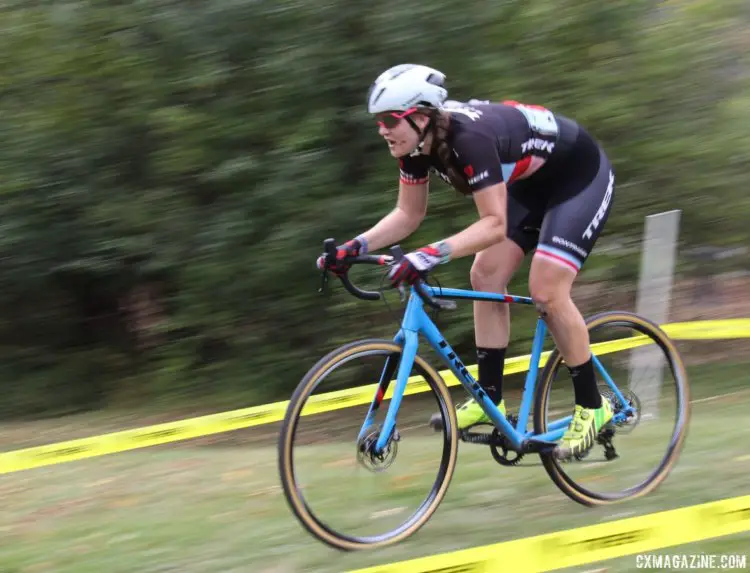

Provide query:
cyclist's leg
left=527, top=140, right=616, bottom=457
left=453, top=184, right=544, bottom=429
left=459, top=239, right=524, bottom=426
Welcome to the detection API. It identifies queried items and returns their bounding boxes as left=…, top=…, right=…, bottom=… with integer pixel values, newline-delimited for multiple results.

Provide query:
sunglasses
left=376, top=107, right=418, bottom=129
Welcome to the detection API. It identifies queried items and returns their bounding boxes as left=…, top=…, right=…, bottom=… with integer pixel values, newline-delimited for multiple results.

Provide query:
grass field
left=1, top=361, right=749, bottom=572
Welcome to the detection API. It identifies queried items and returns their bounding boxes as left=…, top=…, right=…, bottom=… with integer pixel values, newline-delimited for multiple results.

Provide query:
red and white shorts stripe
left=534, top=244, right=583, bottom=273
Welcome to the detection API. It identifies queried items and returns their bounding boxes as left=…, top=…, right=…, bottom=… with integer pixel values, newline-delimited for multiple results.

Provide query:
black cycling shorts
left=505, top=124, right=615, bottom=273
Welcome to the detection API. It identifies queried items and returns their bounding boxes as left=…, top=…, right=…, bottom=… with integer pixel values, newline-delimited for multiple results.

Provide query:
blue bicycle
left=278, top=239, right=690, bottom=551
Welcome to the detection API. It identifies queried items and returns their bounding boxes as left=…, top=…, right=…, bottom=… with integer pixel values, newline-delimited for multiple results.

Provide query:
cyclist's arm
left=359, top=181, right=427, bottom=253
left=439, top=182, right=506, bottom=259
left=358, top=154, right=430, bottom=252
left=433, top=132, right=507, bottom=259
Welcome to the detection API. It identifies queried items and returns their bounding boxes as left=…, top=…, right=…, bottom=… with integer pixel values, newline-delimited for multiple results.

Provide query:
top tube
left=318, top=239, right=535, bottom=309
left=422, top=284, right=535, bottom=306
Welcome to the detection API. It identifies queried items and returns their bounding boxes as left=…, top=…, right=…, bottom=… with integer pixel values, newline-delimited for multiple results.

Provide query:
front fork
left=356, top=330, right=404, bottom=443
left=356, top=329, right=416, bottom=454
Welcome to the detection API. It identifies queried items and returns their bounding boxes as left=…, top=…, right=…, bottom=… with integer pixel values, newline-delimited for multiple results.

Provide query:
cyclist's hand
left=388, top=246, right=441, bottom=288
left=316, top=237, right=366, bottom=276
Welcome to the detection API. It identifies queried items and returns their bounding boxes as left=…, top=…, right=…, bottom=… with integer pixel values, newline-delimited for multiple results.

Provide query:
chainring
left=489, top=414, right=525, bottom=466
left=458, top=415, right=525, bottom=466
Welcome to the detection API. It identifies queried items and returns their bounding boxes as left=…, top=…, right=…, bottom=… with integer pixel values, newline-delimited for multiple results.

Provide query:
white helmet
left=367, top=64, right=448, bottom=114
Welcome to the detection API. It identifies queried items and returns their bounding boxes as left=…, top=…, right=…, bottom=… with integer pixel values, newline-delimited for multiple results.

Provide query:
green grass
left=0, top=362, right=749, bottom=572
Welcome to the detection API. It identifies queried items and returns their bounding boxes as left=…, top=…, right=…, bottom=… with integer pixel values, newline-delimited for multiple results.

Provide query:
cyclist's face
left=377, top=110, right=430, bottom=158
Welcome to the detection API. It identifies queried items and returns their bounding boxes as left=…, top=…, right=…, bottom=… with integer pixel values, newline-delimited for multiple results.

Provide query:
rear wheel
left=278, top=339, right=459, bottom=550
left=533, top=311, right=691, bottom=505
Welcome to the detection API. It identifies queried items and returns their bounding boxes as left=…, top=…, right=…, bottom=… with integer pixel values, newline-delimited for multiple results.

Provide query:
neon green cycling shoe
left=429, top=398, right=506, bottom=432
left=553, top=397, right=614, bottom=460
left=457, top=398, right=506, bottom=430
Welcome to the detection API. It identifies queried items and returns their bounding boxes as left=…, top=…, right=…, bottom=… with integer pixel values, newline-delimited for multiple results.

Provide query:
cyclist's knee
left=528, top=270, right=573, bottom=314
left=529, top=286, right=570, bottom=317
left=470, top=242, right=523, bottom=292
left=470, top=254, right=512, bottom=292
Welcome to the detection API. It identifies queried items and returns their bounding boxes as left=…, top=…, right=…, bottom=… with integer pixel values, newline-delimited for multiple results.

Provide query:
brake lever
left=318, top=238, right=337, bottom=296
left=318, top=267, right=329, bottom=295
left=397, top=284, right=406, bottom=302
left=389, top=243, right=456, bottom=311
left=387, top=245, right=408, bottom=302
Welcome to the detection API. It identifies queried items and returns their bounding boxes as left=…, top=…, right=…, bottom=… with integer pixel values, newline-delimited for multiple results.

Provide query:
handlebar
left=320, top=238, right=456, bottom=311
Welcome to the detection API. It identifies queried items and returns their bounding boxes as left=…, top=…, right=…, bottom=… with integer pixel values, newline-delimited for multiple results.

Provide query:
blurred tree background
left=0, top=0, right=748, bottom=418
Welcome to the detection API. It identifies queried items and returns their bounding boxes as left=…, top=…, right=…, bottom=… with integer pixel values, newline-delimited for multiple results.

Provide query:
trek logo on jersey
left=467, top=170, right=489, bottom=185
left=521, top=138, right=555, bottom=154
left=583, top=170, right=615, bottom=239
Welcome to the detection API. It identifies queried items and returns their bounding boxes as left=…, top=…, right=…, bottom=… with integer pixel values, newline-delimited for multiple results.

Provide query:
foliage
left=0, top=0, right=747, bottom=416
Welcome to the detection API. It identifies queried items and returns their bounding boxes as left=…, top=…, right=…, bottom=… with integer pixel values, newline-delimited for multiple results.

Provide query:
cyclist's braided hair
left=431, top=109, right=472, bottom=196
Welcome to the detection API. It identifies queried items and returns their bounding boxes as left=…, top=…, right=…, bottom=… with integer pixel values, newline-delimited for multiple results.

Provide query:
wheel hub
left=356, top=427, right=399, bottom=472
left=599, top=385, right=642, bottom=434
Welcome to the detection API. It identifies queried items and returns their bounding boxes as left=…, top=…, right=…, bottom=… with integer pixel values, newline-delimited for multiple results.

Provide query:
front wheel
left=533, top=311, right=691, bottom=506
left=277, top=339, right=459, bottom=551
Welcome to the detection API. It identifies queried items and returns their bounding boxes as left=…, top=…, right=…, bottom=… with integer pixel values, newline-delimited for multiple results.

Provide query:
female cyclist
left=319, top=64, right=615, bottom=460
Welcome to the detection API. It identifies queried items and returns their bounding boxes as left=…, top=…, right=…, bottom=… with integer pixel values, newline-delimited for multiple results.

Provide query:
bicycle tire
left=533, top=311, right=691, bottom=506
left=277, top=338, right=459, bottom=551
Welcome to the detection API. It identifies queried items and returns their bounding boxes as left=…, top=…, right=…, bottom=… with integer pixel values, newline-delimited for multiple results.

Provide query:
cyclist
left=319, top=64, right=615, bottom=460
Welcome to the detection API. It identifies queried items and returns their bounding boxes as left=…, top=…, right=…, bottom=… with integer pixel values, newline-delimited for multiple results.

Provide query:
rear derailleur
left=567, top=426, right=619, bottom=462
left=597, top=427, right=619, bottom=461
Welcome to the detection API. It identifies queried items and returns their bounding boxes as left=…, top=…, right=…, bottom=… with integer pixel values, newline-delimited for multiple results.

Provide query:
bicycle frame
left=357, top=283, right=634, bottom=455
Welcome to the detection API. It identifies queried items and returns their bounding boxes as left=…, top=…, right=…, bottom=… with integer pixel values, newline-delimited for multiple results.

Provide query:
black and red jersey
left=399, top=100, right=578, bottom=193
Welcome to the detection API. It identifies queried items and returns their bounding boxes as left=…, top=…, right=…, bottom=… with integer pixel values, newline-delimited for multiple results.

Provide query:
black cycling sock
left=477, top=347, right=506, bottom=404
left=567, top=356, right=602, bottom=409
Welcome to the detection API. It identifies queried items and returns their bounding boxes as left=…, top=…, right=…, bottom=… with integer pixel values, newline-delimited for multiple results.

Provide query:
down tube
left=419, top=309, right=520, bottom=445
left=375, top=330, right=418, bottom=453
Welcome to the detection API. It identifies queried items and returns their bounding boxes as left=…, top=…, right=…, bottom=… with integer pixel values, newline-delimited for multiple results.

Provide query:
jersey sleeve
left=451, top=132, right=504, bottom=193
left=398, top=154, right=430, bottom=186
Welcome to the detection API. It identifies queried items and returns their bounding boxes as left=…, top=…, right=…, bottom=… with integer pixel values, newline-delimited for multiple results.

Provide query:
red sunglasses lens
left=376, top=108, right=417, bottom=128
left=376, top=114, right=402, bottom=129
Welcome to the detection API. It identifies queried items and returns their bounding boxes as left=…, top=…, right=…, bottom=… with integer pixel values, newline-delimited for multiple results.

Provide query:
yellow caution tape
left=347, top=495, right=750, bottom=573
left=661, top=318, right=750, bottom=340
left=1, top=318, right=749, bottom=474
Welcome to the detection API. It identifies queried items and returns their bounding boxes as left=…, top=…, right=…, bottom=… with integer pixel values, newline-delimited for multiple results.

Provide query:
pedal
left=429, top=414, right=496, bottom=439
left=459, top=426, right=497, bottom=445
left=553, top=444, right=592, bottom=463
left=596, top=428, right=619, bottom=461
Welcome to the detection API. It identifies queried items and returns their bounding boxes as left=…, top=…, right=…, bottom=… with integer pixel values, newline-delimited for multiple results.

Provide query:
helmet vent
left=426, top=73, right=444, bottom=86
left=371, top=87, right=386, bottom=106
